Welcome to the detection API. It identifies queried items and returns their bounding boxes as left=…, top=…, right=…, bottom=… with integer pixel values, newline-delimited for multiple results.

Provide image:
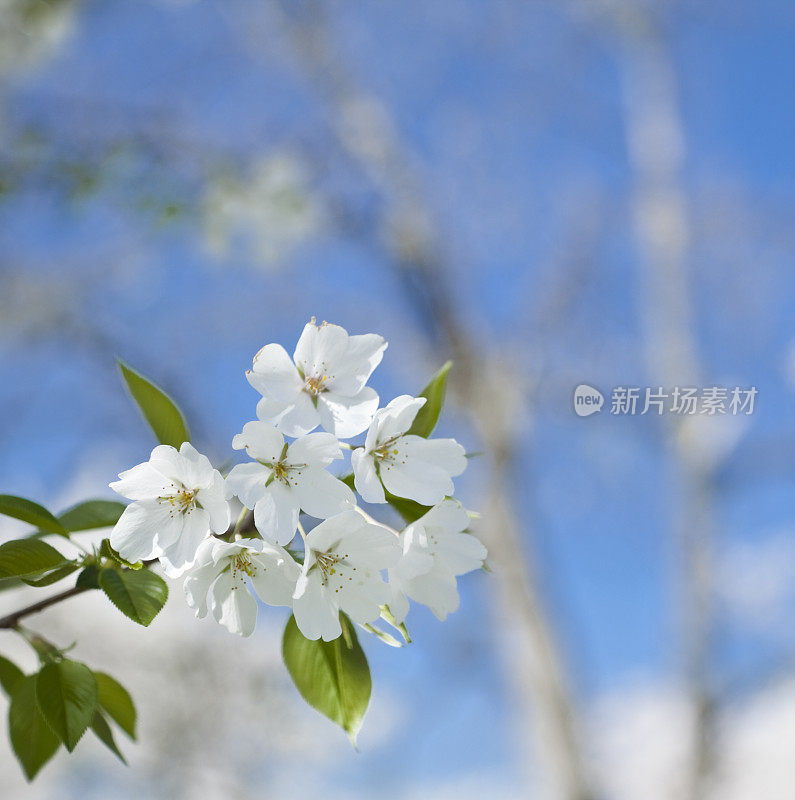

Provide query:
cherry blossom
left=109, top=442, right=230, bottom=577
left=292, top=510, right=401, bottom=641
left=184, top=536, right=299, bottom=637
left=226, top=421, right=354, bottom=546
left=351, top=395, right=467, bottom=506
left=388, top=500, right=487, bottom=623
left=246, top=319, right=386, bottom=438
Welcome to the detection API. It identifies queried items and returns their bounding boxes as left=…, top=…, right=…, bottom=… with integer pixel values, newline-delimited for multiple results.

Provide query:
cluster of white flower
left=108, top=320, right=486, bottom=641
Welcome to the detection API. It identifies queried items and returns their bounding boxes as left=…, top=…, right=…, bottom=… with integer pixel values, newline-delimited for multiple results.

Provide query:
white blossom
left=292, top=510, right=401, bottom=641
left=388, top=500, right=487, bottom=623
left=246, top=319, right=386, bottom=438
left=109, top=443, right=230, bottom=577
left=351, top=395, right=467, bottom=506
left=183, top=536, right=299, bottom=637
left=226, top=421, right=354, bottom=546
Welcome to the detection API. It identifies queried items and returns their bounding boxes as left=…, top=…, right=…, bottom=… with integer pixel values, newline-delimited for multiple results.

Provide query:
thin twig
left=0, top=585, right=89, bottom=630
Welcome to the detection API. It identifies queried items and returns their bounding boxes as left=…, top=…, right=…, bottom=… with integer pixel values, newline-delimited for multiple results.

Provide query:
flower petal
left=318, top=388, right=379, bottom=438
left=197, top=471, right=231, bottom=533
left=387, top=582, right=411, bottom=624
left=366, top=395, right=426, bottom=450
left=256, top=394, right=319, bottom=437
left=351, top=447, right=386, bottom=503
left=231, top=421, right=284, bottom=462
left=293, top=321, right=348, bottom=379
left=148, top=444, right=191, bottom=485
left=253, top=485, right=299, bottom=545
left=292, top=575, right=342, bottom=641
left=401, top=435, right=467, bottom=477
left=249, top=544, right=300, bottom=607
left=291, top=468, right=355, bottom=520
left=337, top=575, right=388, bottom=625
left=175, top=443, right=215, bottom=488
left=226, top=461, right=271, bottom=508
left=159, top=509, right=211, bottom=577
left=109, top=500, right=173, bottom=562
left=431, top=532, right=488, bottom=575
left=247, top=343, right=303, bottom=402
left=418, top=499, right=471, bottom=534
left=326, top=333, right=387, bottom=396
left=404, top=569, right=460, bottom=621
left=302, top=509, right=361, bottom=553
left=210, top=570, right=258, bottom=637
left=351, top=449, right=386, bottom=504
left=110, top=462, right=175, bottom=501
left=379, top=436, right=466, bottom=505
left=184, top=553, right=225, bottom=619
left=286, top=432, right=342, bottom=468
left=342, top=522, right=402, bottom=570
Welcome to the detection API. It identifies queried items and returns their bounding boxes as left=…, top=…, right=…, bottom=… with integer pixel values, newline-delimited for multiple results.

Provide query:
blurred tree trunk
left=607, top=6, right=720, bottom=798
left=274, top=2, right=596, bottom=798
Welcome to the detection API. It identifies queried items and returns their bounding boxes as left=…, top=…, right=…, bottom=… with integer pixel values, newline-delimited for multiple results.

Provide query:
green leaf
left=100, top=539, right=142, bottom=569
left=0, top=539, right=69, bottom=581
left=9, top=675, right=60, bottom=780
left=406, top=360, right=452, bottom=438
left=58, top=500, right=127, bottom=532
left=99, top=567, right=168, bottom=626
left=0, top=495, right=68, bottom=536
left=282, top=613, right=371, bottom=746
left=90, top=710, right=127, bottom=764
left=117, top=360, right=190, bottom=449
left=382, top=492, right=431, bottom=524
left=94, top=672, right=136, bottom=739
left=22, top=563, right=79, bottom=588
left=339, top=474, right=430, bottom=524
left=35, top=660, right=98, bottom=751
left=0, top=653, right=25, bottom=696
left=76, top=564, right=101, bottom=590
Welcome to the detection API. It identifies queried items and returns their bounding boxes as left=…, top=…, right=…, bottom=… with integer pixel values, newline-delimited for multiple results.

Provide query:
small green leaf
left=58, top=500, right=127, bottom=532
left=90, top=710, right=127, bottom=764
left=76, top=564, right=101, bottom=590
left=383, top=492, right=431, bottom=524
left=117, top=360, right=190, bottom=448
left=99, top=567, right=168, bottom=626
left=94, top=672, right=136, bottom=739
left=29, top=637, right=63, bottom=666
left=340, top=474, right=430, bottom=524
left=282, top=613, right=371, bottom=746
left=0, top=654, right=25, bottom=696
left=0, top=495, right=68, bottom=536
left=406, top=360, right=452, bottom=438
left=9, top=675, right=60, bottom=780
left=100, top=539, right=142, bottom=569
left=0, top=539, right=69, bottom=581
left=35, top=660, right=98, bottom=751
left=22, top=564, right=79, bottom=588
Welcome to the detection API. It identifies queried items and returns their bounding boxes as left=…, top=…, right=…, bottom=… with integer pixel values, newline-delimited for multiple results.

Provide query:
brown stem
left=0, top=585, right=90, bottom=630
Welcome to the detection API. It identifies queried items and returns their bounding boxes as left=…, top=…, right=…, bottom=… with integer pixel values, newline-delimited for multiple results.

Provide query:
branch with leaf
left=0, top=320, right=487, bottom=778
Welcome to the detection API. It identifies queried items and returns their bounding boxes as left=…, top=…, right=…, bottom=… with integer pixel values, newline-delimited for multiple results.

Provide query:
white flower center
left=312, top=548, right=353, bottom=587
left=158, top=486, right=198, bottom=518
left=266, top=459, right=307, bottom=488
left=373, top=435, right=404, bottom=467
left=231, top=551, right=256, bottom=580
left=303, top=373, right=329, bottom=398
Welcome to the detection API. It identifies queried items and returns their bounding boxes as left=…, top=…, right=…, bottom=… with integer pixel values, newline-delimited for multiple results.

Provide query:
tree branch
left=0, top=585, right=89, bottom=630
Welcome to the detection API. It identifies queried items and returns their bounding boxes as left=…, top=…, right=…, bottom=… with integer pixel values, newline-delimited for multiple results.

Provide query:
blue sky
left=1, top=0, right=794, bottom=795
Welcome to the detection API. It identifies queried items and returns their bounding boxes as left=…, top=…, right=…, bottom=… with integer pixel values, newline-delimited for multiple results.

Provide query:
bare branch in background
left=271, top=2, right=596, bottom=798
left=592, top=3, right=726, bottom=797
